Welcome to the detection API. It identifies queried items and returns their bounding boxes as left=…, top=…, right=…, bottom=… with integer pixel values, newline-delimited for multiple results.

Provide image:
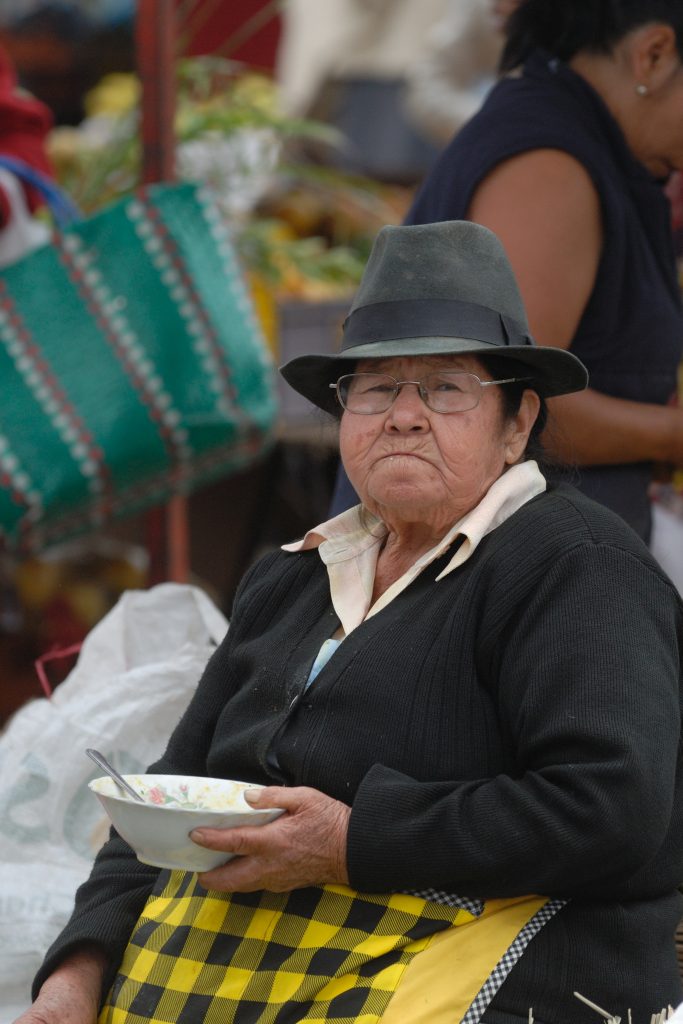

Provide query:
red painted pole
left=136, top=0, right=176, bottom=184
left=135, top=1, right=190, bottom=584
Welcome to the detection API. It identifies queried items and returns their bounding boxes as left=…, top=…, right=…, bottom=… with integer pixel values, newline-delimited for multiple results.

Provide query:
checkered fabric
left=460, top=898, right=568, bottom=1024
left=405, top=888, right=484, bottom=916
left=98, top=871, right=476, bottom=1024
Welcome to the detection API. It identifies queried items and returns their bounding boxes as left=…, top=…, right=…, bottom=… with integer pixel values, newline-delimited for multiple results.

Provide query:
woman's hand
left=12, top=946, right=106, bottom=1024
left=192, top=786, right=351, bottom=892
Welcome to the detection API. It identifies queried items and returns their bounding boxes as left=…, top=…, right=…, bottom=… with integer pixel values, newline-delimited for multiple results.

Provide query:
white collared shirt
left=282, top=460, right=546, bottom=637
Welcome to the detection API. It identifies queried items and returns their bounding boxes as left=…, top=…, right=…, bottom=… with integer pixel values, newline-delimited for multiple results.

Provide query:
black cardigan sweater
left=36, top=484, right=683, bottom=1023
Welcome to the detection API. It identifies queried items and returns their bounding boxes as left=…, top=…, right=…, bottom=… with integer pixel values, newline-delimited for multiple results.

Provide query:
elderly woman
left=17, top=221, right=683, bottom=1024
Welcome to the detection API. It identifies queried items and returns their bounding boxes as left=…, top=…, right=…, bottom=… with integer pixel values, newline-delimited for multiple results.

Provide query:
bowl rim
left=88, top=773, right=271, bottom=816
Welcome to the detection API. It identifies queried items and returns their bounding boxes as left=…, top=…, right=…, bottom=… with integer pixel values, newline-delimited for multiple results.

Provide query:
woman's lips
left=378, top=451, right=435, bottom=470
left=381, top=450, right=428, bottom=461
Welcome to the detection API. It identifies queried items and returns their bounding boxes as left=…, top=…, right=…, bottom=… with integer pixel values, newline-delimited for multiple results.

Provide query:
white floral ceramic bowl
left=89, top=774, right=283, bottom=872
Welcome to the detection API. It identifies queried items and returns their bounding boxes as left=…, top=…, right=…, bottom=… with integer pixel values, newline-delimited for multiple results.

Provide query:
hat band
left=341, top=299, right=533, bottom=351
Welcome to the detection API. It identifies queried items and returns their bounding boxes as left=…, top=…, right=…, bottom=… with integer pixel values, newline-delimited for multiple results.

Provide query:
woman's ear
left=629, top=22, right=680, bottom=92
left=503, top=389, right=541, bottom=465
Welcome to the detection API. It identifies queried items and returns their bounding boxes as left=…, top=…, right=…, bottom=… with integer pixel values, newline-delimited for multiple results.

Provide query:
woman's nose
left=384, top=383, right=429, bottom=432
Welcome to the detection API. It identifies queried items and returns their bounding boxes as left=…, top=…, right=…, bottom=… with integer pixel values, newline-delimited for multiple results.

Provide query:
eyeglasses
left=329, top=371, right=532, bottom=415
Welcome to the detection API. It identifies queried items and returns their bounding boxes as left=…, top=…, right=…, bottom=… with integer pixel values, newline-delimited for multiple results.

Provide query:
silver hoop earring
left=635, top=83, right=649, bottom=96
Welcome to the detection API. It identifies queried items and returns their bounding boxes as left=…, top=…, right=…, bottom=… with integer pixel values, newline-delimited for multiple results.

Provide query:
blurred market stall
left=0, top=0, right=409, bottom=723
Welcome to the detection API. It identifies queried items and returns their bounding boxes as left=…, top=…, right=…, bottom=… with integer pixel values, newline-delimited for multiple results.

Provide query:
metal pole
left=135, top=0, right=190, bottom=584
left=136, top=0, right=176, bottom=183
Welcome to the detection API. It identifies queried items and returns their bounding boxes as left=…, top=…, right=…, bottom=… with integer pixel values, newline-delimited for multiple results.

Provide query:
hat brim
left=279, top=336, right=589, bottom=416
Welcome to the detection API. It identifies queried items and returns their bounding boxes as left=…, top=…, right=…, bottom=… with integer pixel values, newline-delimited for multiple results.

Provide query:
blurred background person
left=275, top=0, right=448, bottom=184
left=406, top=0, right=683, bottom=544
left=331, top=0, right=683, bottom=550
left=405, top=0, right=521, bottom=146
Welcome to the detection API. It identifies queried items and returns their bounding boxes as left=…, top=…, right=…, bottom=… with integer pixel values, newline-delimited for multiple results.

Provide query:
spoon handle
left=85, top=748, right=146, bottom=803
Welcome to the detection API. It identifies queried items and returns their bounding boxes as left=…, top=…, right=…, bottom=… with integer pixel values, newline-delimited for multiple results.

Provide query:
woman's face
left=633, top=62, right=683, bottom=177
left=592, top=24, right=683, bottom=178
left=339, top=354, right=540, bottom=533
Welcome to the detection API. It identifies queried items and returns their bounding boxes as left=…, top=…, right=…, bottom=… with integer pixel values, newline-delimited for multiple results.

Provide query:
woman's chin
left=370, top=460, right=438, bottom=496
left=368, top=482, right=436, bottom=518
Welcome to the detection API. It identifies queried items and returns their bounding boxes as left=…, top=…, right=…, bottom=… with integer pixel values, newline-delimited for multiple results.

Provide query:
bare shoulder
left=467, top=149, right=603, bottom=347
left=469, top=148, right=600, bottom=214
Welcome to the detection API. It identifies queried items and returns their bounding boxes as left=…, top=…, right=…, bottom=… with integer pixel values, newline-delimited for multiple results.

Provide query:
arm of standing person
left=467, top=148, right=683, bottom=467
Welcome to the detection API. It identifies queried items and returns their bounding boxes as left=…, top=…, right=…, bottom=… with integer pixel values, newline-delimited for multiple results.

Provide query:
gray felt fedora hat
left=279, top=220, right=588, bottom=415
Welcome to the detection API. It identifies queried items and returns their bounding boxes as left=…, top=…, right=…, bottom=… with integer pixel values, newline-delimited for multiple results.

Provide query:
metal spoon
left=85, top=748, right=146, bottom=803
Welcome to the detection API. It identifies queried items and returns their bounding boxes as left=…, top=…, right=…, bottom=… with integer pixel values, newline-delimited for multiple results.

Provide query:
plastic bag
left=0, top=582, right=228, bottom=1021
left=651, top=498, right=683, bottom=595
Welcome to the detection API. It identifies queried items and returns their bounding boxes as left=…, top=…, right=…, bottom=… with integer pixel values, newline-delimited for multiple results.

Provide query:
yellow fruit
left=84, top=73, right=140, bottom=118
left=101, top=558, right=147, bottom=594
left=64, top=582, right=110, bottom=628
left=14, top=558, right=63, bottom=609
left=247, top=273, right=279, bottom=357
left=231, top=74, right=278, bottom=115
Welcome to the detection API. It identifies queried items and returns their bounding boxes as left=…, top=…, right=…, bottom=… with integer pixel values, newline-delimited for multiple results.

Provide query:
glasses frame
left=329, top=370, right=533, bottom=415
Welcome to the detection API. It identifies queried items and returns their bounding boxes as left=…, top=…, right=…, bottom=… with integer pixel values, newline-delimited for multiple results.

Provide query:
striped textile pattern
left=0, top=182, right=276, bottom=551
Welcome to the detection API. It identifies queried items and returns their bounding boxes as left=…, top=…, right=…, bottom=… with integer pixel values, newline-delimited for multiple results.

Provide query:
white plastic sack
left=0, top=582, right=227, bottom=1021
left=651, top=501, right=683, bottom=595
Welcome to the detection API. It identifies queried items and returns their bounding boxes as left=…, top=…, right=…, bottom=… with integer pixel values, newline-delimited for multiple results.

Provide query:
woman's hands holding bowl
left=191, top=785, right=351, bottom=892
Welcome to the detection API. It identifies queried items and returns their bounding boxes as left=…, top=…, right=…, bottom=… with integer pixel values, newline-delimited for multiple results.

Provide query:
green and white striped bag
left=0, top=181, right=277, bottom=552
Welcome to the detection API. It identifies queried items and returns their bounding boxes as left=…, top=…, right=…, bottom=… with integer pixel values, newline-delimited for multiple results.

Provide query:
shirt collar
left=283, top=461, right=546, bottom=633
left=430, top=459, right=546, bottom=579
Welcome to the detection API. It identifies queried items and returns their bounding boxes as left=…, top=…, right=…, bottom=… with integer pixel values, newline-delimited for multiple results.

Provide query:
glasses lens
left=422, top=372, right=480, bottom=412
left=338, top=374, right=397, bottom=413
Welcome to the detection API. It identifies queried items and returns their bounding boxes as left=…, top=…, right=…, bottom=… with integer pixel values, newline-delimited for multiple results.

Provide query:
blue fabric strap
left=0, top=155, right=82, bottom=227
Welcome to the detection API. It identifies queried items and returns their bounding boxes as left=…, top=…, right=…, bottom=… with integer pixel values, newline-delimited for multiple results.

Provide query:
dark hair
left=476, top=354, right=552, bottom=469
left=500, top=0, right=683, bottom=72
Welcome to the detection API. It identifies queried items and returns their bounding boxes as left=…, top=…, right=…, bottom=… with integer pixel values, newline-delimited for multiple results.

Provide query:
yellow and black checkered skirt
left=99, top=870, right=565, bottom=1024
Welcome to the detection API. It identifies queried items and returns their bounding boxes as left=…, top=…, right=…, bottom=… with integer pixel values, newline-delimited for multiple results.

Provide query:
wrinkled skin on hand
left=192, top=785, right=352, bottom=893
left=12, top=946, right=106, bottom=1024
left=12, top=1003, right=95, bottom=1024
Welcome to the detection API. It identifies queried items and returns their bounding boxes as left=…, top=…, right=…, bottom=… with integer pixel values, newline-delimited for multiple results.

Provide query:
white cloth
left=283, top=460, right=546, bottom=636
left=275, top=0, right=452, bottom=116
left=650, top=499, right=683, bottom=594
left=0, top=583, right=228, bottom=1021
left=405, top=0, right=505, bottom=143
left=0, top=168, right=49, bottom=268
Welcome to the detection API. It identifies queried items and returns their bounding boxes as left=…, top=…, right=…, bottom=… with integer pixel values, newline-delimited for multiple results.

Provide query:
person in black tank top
left=330, top=0, right=683, bottom=544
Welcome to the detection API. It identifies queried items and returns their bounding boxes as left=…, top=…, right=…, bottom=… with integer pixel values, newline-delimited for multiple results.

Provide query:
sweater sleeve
left=347, top=543, right=683, bottom=898
left=32, top=553, right=279, bottom=1002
